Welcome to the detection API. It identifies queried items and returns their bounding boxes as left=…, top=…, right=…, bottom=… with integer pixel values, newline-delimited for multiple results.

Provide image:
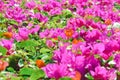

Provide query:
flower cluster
left=0, top=0, right=120, bottom=80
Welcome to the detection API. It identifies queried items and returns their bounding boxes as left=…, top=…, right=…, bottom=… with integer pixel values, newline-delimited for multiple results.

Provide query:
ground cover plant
left=1, top=0, right=120, bottom=80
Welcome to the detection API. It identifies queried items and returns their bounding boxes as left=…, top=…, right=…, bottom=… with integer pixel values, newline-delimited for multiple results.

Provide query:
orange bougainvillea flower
left=36, top=60, right=45, bottom=68
left=105, top=19, right=112, bottom=25
left=72, top=39, right=83, bottom=44
left=3, top=32, right=13, bottom=38
left=0, top=60, right=9, bottom=71
left=64, top=29, right=74, bottom=37
left=114, top=28, right=120, bottom=32
left=53, top=37, right=58, bottom=41
left=52, top=37, right=58, bottom=42
left=72, top=71, right=81, bottom=80
left=84, top=14, right=93, bottom=20
left=72, top=39, right=79, bottom=44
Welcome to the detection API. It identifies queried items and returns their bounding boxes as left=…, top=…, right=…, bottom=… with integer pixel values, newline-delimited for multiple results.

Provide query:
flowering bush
left=0, top=0, right=120, bottom=80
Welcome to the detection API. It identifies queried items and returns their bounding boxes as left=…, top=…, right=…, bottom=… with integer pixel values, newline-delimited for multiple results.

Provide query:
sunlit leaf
left=0, top=46, right=7, bottom=56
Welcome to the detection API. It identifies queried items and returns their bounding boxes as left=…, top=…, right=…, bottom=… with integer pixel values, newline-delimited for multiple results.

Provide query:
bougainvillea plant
left=0, top=0, right=120, bottom=80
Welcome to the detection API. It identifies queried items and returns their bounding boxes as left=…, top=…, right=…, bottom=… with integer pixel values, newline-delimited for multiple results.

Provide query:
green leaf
left=33, top=18, right=39, bottom=24
left=20, top=0, right=26, bottom=8
left=93, top=17, right=101, bottom=22
left=62, top=9, right=73, bottom=18
left=24, top=46, right=36, bottom=52
left=51, top=16, right=60, bottom=21
left=0, top=46, right=7, bottom=56
left=19, top=68, right=34, bottom=76
left=11, top=77, right=22, bottom=80
left=39, top=53, right=53, bottom=61
left=59, top=77, right=72, bottom=80
left=0, top=23, right=7, bottom=28
left=85, top=73, right=94, bottom=80
left=94, top=54, right=100, bottom=59
left=7, top=67, right=16, bottom=73
left=41, top=11, right=49, bottom=16
left=30, top=69, right=45, bottom=80
left=8, top=54, right=21, bottom=71
left=107, top=33, right=112, bottom=37
left=9, top=20, right=18, bottom=25
left=50, top=79, right=55, bottom=80
left=40, top=48, right=51, bottom=54
left=34, top=9, right=39, bottom=13
left=0, top=32, right=3, bottom=37
left=16, top=40, right=39, bottom=48
left=117, top=71, right=120, bottom=75
left=115, top=3, right=120, bottom=10
left=16, top=40, right=39, bottom=52
left=0, top=18, right=7, bottom=23
left=0, top=14, right=8, bottom=24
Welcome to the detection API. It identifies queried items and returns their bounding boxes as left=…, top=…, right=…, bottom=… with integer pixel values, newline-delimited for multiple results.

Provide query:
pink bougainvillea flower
left=49, top=8, right=62, bottom=16
left=42, top=63, right=75, bottom=79
left=14, top=28, right=30, bottom=42
left=46, top=40, right=55, bottom=48
left=99, top=40, right=120, bottom=60
left=66, top=18, right=85, bottom=29
left=107, top=69, right=117, bottom=80
left=93, top=43, right=105, bottom=54
left=85, top=56, right=100, bottom=71
left=5, top=7, right=26, bottom=23
left=39, top=29, right=50, bottom=38
left=42, top=3, right=53, bottom=12
left=114, top=54, right=120, bottom=71
left=85, top=29, right=101, bottom=41
left=30, top=25, right=40, bottom=34
left=53, top=48, right=85, bottom=74
left=90, top=66, right=108, bottom=80
left=0, top=39, right=14, bottom=55
left=0, top=39, right=13, bottom=50
left=0, top=0, right=4, bottom=12
left=42, top=0, right=61, bottom=12
left=25, top=0, right=36, bottom=9
left=90, top=66, right=116, bottom=80
left=34, top=13, right=48, bottom=23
